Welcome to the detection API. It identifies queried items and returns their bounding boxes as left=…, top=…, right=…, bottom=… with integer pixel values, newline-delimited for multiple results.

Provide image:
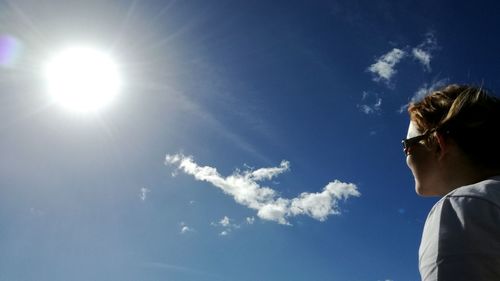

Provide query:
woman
left=403, top=84, right=500, bottom=280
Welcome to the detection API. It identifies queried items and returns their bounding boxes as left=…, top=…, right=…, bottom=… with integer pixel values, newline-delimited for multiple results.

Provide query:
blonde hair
left=408, top=84, right=500, bottom=169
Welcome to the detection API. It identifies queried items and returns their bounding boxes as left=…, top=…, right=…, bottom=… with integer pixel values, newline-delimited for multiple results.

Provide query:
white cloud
left=249, top=161, right=290, bottom=181
left=166, top=154, right=361, bottom=225
left=398, top=78, right=448, bottom=113
left=358, top=91, right=382, bottom=115
left=358, top=101, right=381, bottom=115
left=368, top=48, right=406, bottom=83
left=140, top=187, right=150, bottom=201
left=367, top=32, right=439, bottom=89
left=289, top=181, right=359, bottom=220
left=256, top=198, right=290, bottom=225
left=411, top=78, right=449, bottom=103
left=397, top=103, right=408, bottom=114
left=219, top=216, right=230, bottom=227
left=211, top=216, right=242, bottom=236
left=180, top=222, right=194, bottom=234
left=412, top=32, right=438, bottom=71
left=246, top=216, right=255, bottom=224
left=412, top=48, right=431, bottom=71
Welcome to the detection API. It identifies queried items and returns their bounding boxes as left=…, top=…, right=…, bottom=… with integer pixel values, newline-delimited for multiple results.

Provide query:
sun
left=44, top=46, right=122, bottom=113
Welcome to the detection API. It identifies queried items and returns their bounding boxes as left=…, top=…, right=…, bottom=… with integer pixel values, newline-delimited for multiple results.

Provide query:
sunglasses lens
left=402, top=133, right=428, bottom=155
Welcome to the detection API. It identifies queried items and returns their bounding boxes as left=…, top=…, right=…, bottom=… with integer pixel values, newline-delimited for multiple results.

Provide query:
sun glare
left=44, top=46, right=121, bottom=113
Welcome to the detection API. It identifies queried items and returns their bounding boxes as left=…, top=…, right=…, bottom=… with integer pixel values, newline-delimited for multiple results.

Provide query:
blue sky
left=1, top=1, right=500, bottom=280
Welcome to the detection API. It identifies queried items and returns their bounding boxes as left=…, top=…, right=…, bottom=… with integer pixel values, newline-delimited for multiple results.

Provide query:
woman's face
left=405, top=122, right=441, bottom=196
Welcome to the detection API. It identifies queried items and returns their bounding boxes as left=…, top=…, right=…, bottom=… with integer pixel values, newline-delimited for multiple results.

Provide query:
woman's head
left=408, top=84, right=500, bottom=170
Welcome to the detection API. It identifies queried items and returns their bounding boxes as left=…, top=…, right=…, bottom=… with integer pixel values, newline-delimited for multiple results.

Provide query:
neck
left=438, top=157, right=500, bottom=195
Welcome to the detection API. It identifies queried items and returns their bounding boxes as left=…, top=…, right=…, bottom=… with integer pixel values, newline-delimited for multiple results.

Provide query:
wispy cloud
left=246, top=216, right=255, bottom=224
left=180, top=222, right=194, bottom=234
left=165, top=154, right=360, bottom=225
left=357, top=91, right=382, bottom=115
left=140, top=187, right=150, bottom=201
left=398, top=78, right=448, bottom=113
left=367, top=32, right=439, bottom=89
left=412, top=78, right=448, bottom=102
left=211, top=215, right=242, bottom=236
left=367, top=48, right=406, bottom=84
left=412, top=48, right=431, bottom=70
left=219, top=216, right=230, bottom=227
left=412, top=32, right=438, bottom=71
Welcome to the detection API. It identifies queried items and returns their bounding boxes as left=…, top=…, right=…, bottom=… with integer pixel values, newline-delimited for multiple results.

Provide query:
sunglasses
left=401, top=130, right=435, bottom=155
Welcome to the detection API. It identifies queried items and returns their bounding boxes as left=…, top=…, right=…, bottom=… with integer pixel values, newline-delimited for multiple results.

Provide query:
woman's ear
left=435, top=132, right=449, bottom=160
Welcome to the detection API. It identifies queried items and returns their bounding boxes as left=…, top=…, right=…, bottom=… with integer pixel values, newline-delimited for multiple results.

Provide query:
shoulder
left=446, top=176, right=500, bottom=210
left=423, top=177, right=500, bottom=234
left=425, top=177, right=500, bottom=280
left=439, top=177, right=500, bottom=233
left=435, top=177, right=500, bottom=254
left=419, top=177, right=500, bottom=280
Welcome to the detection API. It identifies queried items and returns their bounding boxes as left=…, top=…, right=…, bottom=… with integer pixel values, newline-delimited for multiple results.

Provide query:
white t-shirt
left=419, top=176, right=500, bottom=281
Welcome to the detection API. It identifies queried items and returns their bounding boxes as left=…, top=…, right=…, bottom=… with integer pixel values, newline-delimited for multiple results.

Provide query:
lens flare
left=0, top=35, right=22, bottom=68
